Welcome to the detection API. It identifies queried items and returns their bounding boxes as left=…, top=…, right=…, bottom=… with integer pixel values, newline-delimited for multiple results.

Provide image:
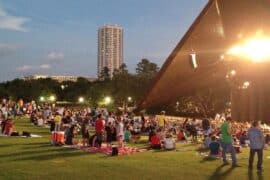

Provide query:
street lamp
left=49, top=95, right=56, bottom=102
left=40, top=96, right=45, bottom=102
left=104, top=96, right=111, bottom=105
left=78, top=97, right=84, bottom=103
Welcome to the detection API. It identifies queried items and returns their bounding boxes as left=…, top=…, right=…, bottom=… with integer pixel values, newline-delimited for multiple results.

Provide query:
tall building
left=98, top=24, right=123, bottom=78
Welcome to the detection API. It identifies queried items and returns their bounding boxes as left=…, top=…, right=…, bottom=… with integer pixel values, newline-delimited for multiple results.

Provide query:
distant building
left=98, top=24, right=123, bottom=78
left=23, top=75, right=97, bottom=83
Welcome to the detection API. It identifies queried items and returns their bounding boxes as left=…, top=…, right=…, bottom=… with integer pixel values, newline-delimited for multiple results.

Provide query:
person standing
left=95, top=114, right=104, bottom=148
left=157, top=111, right=166, bottom=130
left=247, top=121, right=264, bottom=171
left=116, top=117, right=124, bottom=148
left=220, top=117, right=239, bottom=167
left=81, top=119, right=90, bottom=147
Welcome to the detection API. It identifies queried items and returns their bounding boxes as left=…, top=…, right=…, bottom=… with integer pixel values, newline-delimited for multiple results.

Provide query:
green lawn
left=0, top=117, right=269, bottom=180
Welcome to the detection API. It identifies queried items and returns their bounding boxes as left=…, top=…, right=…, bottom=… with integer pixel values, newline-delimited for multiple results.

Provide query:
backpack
left=112, top=146, right=118, bottom=156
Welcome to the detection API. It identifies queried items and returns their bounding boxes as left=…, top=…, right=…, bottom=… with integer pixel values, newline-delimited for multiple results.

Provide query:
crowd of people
left=1, top=98, right=270, bottom=171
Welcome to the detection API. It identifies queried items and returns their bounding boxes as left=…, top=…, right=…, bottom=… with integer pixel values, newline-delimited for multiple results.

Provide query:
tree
left=111, top=63, right=132, bottom=108
left=99, top=67, right=110, bottom=80
left=136, top=59, right=159, bottom=79
left=134, top=59, right=159, bottom=102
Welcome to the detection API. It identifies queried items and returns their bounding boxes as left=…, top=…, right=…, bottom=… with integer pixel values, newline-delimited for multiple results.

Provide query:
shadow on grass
left=0, top=147, right=70, bottom=158
left=0, top=144, right=15, bottom=148
left=208, top=164, right=235, bottom=180
left=12, top=148, right=90, bottom=161
left=248, top=169, right=264, bottom=180
left=181, top=142, right=201, bottom=147
left=196, top=147, right=209, bottom=153
left=200, top=156, right=218, bottom=163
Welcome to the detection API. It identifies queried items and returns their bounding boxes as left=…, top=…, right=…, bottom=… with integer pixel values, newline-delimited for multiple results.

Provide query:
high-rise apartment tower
left=97, top=24, right=123, bottom=78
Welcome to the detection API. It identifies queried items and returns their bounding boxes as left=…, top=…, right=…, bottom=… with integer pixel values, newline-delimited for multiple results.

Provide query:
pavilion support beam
left=231, top=81, right=270, bottom=123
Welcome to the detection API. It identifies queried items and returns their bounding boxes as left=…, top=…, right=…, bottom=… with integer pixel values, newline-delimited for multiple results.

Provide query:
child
left=209, top=136, right=220, bottom=157
left=239, top=131, right=248, bottom=147
left=203, top=135, right=211, bottom=148
left=177, top=129, right=187, bottom=142
left=177, top=129, right=184, bottom=141
left=150, top=131, right=161, bottom=149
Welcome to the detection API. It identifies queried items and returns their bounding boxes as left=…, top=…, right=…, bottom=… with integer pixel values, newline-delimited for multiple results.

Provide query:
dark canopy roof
left=138, top=0, right=270, bottom=110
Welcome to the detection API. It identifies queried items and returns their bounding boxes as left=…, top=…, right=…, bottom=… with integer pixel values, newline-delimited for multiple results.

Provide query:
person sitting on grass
left=150, top=131, right=162, bottom=150
left=1, top=117, right=7, bottom=134
left=164, top=133, right=176, bottom=150
left=203, top=134, right=212, bottom=149
left=209, top=136, right=220, bottom=157
left=4, top=118, right=14, bottom=136
left=90, top=133, right=98, bottom=147
left=239, top=131, right=248, bottom=147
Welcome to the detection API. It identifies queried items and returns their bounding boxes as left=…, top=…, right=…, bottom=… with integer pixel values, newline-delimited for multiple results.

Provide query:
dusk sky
left=0, top=0, right=207, bottom=82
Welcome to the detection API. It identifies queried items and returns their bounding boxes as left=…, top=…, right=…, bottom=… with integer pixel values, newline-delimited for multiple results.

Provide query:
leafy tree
left=99, top=66, right=110, bottom=80
left=136, top=58, right=159, bottom=78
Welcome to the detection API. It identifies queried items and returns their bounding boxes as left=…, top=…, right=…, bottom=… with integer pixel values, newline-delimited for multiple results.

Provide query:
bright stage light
left=243, top=81, right=250, bottom=89
left=230, top=70, right=236, bottom=76
left=227, top=36, right=270, bottom=63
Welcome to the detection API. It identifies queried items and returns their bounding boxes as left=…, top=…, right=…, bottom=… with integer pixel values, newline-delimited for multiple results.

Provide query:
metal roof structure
left=138, top=0, right=270, bottom=121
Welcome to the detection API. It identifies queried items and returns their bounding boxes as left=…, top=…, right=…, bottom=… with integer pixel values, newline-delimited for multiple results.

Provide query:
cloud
left=16, top=64, right=51, bottom=72
left=0, top=7, right=30, bottom=32
left=16, top=65, right=33, bottom=71
left=39, top=64, right=51, bottom=69
left=47, top=52, right=64, bottom=61
left=0, top=43, right=19, bottom=57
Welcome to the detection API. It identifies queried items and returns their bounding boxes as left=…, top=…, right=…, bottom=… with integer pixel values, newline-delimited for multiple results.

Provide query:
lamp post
left=39, top=96, right=45, bottom=102
left=78, top=97, right=85, bottom=103
left=49, top=95, right=56, bottom=102
left=104, top=96, right=111, bottom=105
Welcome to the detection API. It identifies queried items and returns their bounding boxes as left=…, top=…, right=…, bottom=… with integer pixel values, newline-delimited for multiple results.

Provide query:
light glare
left=104, top=96, right=111, bottom=105
left=78, top=97, right=84, bottom=103
left=49, top=95, right=55, bottom=101
left=227, top=37, right=270, bottom=63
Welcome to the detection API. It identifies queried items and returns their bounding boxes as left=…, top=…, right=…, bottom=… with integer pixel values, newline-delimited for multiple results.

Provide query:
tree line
left=0, top=58, right=230, bottom=117
left=0, top=59, right=159, bottom=110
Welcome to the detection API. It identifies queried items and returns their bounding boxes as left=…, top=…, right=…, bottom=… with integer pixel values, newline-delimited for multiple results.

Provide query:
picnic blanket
left=0, top=134, right=42, bottom=138
left=64, top=144, right=147, bottom=156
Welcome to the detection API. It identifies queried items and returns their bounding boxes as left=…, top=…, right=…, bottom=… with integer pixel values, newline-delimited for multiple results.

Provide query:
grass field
left=0, top=117, right=269, bottom=180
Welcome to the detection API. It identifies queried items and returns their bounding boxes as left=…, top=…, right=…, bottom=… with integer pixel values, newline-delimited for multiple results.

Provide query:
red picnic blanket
left=64, top=144, right=147, bottom=156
